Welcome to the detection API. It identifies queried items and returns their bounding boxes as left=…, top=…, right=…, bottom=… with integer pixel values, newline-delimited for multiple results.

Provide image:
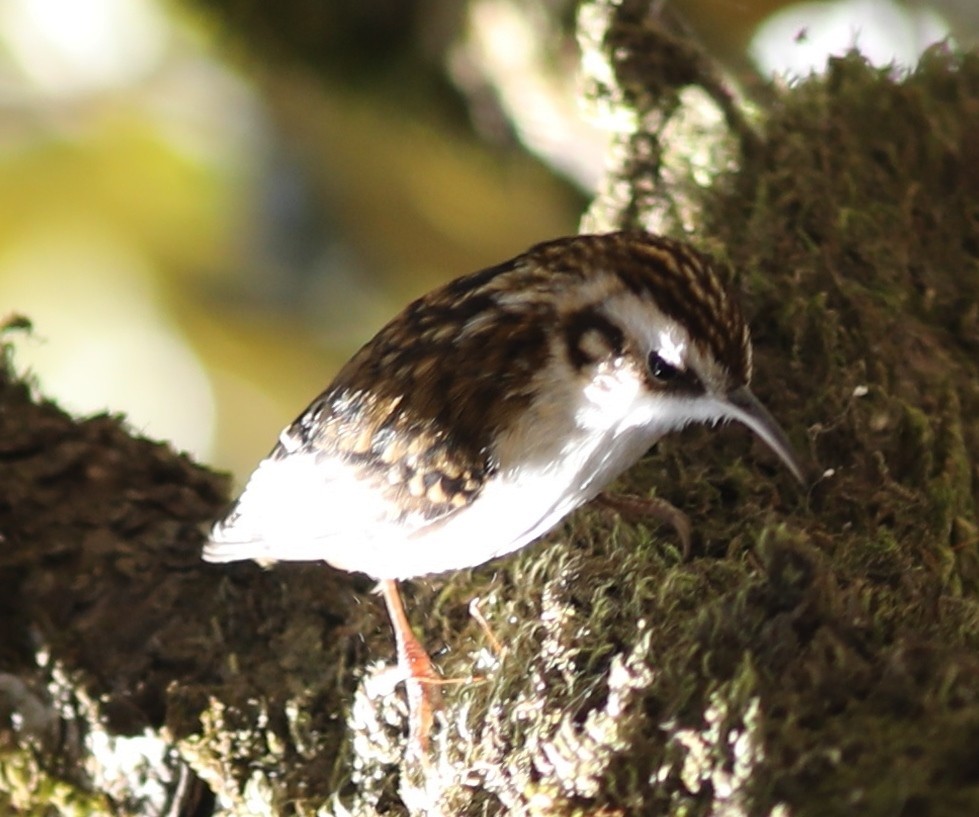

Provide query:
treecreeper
left=203, top=231, right=805, bottom=752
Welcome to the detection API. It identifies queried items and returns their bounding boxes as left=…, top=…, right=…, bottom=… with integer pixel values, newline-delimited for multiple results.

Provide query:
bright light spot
left=656, top=330, right=686, bottom=369
left=751, top=0, right=951, bottom=77
left=0, top=0, right=168, bottom=96
left=0, top=224, right=216, bottom=458
left=459, top=0, right=606, bottom=189
left=87, top=728, right=174, bottom=810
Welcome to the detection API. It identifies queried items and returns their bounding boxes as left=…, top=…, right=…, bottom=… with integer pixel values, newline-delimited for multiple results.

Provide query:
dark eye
left=648, top=352, right=682, bottom=383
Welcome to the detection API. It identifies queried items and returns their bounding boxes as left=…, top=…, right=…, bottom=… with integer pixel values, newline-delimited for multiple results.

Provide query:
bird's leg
left=594, top=491, right=693, bottom=558
left=379, top=578, right=442, bottom=752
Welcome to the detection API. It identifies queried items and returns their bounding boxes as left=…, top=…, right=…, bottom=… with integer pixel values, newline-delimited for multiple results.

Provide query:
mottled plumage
left=204, top=231, right=798, bottom=580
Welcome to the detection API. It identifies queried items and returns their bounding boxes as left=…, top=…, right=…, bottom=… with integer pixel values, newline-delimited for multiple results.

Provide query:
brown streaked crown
left=533, top=232, right=751, bottom=384
left=271, top=231, right=750, bottom=524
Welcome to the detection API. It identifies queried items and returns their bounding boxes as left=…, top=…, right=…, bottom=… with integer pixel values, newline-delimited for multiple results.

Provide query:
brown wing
left=205, top=231, right=749, bottom=564
left=280, top=252, right=562, bottom=523
left=274, top=388, right=489, bottom=524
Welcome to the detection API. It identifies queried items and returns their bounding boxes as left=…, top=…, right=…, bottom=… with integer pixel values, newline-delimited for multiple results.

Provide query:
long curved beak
left=724, top=386, right=807, bottom=484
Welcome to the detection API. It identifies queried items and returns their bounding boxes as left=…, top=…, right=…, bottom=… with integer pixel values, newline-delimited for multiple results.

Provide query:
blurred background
left=0, top=0, right=974, bottom=484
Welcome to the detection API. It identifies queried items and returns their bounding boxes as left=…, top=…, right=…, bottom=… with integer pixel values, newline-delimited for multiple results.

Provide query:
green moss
left=314, top=46, right=979, bottom=816
left=7, top=14, right=977, bottom=817
left=0, top=748, right=112, bottom=817
left=106, top=40, right=977, bottom=817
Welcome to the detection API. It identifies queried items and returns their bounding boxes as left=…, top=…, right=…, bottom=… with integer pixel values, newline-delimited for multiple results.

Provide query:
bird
left=203, top=230, right=805, bottom=751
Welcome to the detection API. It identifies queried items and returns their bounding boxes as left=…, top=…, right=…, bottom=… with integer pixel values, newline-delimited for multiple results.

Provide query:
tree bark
left=3, top=2, right=979, bottom=816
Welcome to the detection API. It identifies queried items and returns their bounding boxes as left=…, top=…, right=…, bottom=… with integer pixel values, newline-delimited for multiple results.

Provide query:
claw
left=595, top=491, right=693, bottom=559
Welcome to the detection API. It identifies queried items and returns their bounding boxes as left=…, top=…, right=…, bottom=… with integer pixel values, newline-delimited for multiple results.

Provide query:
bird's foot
left=380, top=579, right=443, bottom=755
left=595, top=491, right=693, bottom=559
left=399, top=637, right=443, bottom=756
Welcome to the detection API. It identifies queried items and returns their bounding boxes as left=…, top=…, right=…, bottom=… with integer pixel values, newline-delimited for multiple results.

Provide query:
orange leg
left=379, top=579, right=442, bottom=752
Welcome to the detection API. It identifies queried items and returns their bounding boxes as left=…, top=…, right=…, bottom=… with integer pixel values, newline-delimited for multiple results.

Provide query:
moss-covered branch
left=3, top=3, right=979, bottom=816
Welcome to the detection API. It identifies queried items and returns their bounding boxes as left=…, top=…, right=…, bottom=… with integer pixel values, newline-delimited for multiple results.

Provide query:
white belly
left=205, top=355, right=682, bottom=580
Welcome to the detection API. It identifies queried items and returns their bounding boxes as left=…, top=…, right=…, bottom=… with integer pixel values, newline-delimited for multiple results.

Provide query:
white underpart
left=206, top=455, right=400, bottom=560
left=205, top=353, right=733, bottom=579
left=204, top=295, right=741, bottom=579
